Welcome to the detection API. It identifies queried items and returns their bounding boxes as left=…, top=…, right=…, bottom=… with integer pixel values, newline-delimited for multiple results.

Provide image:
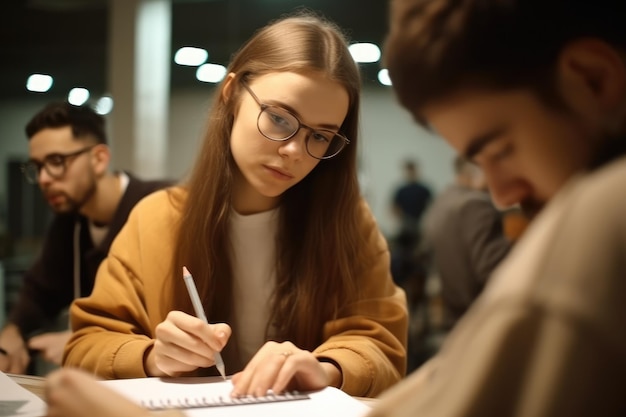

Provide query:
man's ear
left=221, top=72, right=238, bottom=102
left=91, top=143, right=111, bottom=176
left=557, top=38, right=626, bottom=112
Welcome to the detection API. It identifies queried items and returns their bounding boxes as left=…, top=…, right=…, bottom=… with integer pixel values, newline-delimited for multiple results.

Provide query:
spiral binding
left=141, top=391, right=310, bottom=410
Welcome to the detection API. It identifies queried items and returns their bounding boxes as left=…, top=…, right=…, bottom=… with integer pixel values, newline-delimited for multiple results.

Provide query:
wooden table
left=7, top=373, right=46, bottom=400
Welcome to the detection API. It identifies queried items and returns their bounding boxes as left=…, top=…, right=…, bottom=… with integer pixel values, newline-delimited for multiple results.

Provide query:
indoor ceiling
left=0, top=0, right=391, bottom=101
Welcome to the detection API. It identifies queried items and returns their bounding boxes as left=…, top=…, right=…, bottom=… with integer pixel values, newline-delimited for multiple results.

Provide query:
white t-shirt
left=228, top=207, right=279, bottom=365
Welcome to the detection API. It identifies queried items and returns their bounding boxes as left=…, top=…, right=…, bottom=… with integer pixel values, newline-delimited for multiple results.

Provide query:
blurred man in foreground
left=369, top=0, right=626, bottom=415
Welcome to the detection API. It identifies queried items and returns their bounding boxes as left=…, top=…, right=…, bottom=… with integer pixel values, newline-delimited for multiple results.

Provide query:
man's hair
left=25, top=101, right=107, bottom=144
left=384, top=0, right=626, bottom=126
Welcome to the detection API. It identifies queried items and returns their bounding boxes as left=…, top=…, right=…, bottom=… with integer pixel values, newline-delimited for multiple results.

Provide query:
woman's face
left=227, top=71, right=349, bottom=214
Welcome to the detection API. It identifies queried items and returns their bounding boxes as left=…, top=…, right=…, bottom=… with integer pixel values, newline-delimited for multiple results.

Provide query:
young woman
left=63, top=11, right=407, bottom=400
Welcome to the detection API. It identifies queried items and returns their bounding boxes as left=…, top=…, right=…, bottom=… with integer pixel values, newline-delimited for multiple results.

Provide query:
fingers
left=211, top=323, right=231, bottom=350
left=233, top=349, right=292, bottom=397
left=231, top=341, right=328, bottom=397
left=0, top=325, right=30, bottom=373
left=27, top=331, right=70, bottom=365
left=0, top=346, right=30, bottom=374
left=8, top=355, right=29, bottom=374
left=45, top=368, right=151, bottom=417
left=165, top=311, right=231, bottom=352
left=45, top=368, right=97, bottom=417
left=271, top=351, right=301, bottom=393
left=152, top=311, right=231, bottom=375
left=0, top=355, right=9, bottom=373
left=27, top=334, right=46, bottom=350
left=270, top=351, right=330, bottom=394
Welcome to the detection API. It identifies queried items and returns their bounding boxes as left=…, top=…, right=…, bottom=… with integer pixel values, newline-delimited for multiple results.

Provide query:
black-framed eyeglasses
left=240, top=80, right=350, bottom=160
left=21, top=145, right=96, bottom=184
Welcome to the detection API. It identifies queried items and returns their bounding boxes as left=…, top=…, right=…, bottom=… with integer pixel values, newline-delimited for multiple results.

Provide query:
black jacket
left=8, top=172, right=171, bottom=338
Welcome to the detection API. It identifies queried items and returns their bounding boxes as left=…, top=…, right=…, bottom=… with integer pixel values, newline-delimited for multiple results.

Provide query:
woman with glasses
left=62, top=10, right=407, bottom=404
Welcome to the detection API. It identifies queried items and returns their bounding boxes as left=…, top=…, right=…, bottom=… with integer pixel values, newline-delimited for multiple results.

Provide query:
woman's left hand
left=230, top=341, right=342, bottom=397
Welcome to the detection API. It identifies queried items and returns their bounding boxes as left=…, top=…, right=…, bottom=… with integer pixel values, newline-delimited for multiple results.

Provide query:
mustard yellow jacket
left=64, top=188, right=408, bottom=397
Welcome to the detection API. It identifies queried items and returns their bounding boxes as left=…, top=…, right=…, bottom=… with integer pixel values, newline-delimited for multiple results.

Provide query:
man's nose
left=37, top=166, right=54, bottom=187
left=486, top=174, right=533, bottom=211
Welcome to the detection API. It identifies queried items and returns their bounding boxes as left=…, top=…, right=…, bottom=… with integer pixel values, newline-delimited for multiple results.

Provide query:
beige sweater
left=368, top=156, right=626, bottom=416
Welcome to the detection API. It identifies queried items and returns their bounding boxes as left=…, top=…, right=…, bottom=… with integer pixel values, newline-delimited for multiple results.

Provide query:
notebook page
left=100, top=377, right=371, bottom=417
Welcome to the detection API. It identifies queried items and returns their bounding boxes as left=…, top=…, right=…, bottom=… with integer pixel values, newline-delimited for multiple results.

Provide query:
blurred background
left=1, top=0, right=394, bottom=98
left=0, top=1, right=456, bottom=360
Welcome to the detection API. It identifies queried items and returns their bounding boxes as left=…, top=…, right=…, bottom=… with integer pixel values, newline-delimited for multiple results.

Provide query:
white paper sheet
left=0, top=372, right=46, bottom=417
left=101, top=376, right=372, bottom=417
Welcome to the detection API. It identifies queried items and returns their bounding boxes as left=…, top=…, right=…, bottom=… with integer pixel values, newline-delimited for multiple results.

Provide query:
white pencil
left=182, top=266, right=226, bottom=380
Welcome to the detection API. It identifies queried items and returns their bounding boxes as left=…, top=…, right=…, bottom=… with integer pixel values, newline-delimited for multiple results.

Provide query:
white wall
left=358, top=86, right=456, bottom=235
left=0, top=84, right=456, bottom=238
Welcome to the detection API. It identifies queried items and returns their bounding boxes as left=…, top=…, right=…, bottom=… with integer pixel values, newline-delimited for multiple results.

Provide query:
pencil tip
left=183, top=266, right=189, bottom=275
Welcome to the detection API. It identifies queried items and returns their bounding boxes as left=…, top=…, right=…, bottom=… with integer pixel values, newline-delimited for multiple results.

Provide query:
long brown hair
left=165, top=10, right=366, bottom=351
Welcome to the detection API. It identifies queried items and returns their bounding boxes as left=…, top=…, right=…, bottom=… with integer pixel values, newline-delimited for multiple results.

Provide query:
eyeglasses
left=240, top=80, right=350, bottom=160
left=21, top=145, right=96, bottom=184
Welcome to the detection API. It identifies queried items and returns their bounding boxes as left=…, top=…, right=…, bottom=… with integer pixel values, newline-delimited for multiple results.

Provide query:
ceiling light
left=174, top=47, right=208, bottom=66
left=94, top=96, right=114, bottom=115
left=196, top=63, right=226, bottom=83
left=26, top=73, right=53, bottom=92
left=68, top=87, right=90, bottom=105
left=348, top=43, right=381, bottom=63
left=377, top=69, right=392, bottom=86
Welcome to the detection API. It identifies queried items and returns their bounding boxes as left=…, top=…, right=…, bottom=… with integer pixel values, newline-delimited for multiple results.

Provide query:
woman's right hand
left=146, top=310, right=231, bottom=377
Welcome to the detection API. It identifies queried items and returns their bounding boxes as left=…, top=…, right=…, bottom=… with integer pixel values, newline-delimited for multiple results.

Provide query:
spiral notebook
left=101, top=376, right=371, bottom=417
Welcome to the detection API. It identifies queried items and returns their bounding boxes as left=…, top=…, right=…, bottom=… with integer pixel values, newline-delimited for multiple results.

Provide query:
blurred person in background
left=388, top=159, right=432, bottom=345
left=391, top=159, right=432, bottom=240
left=422, top=155, right=511, bottom=331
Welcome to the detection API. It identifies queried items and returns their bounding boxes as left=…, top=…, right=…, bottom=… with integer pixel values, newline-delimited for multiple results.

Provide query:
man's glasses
left=240, top=80, right=350, bottom=160
left=21, top=145, right=96, bottom=184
